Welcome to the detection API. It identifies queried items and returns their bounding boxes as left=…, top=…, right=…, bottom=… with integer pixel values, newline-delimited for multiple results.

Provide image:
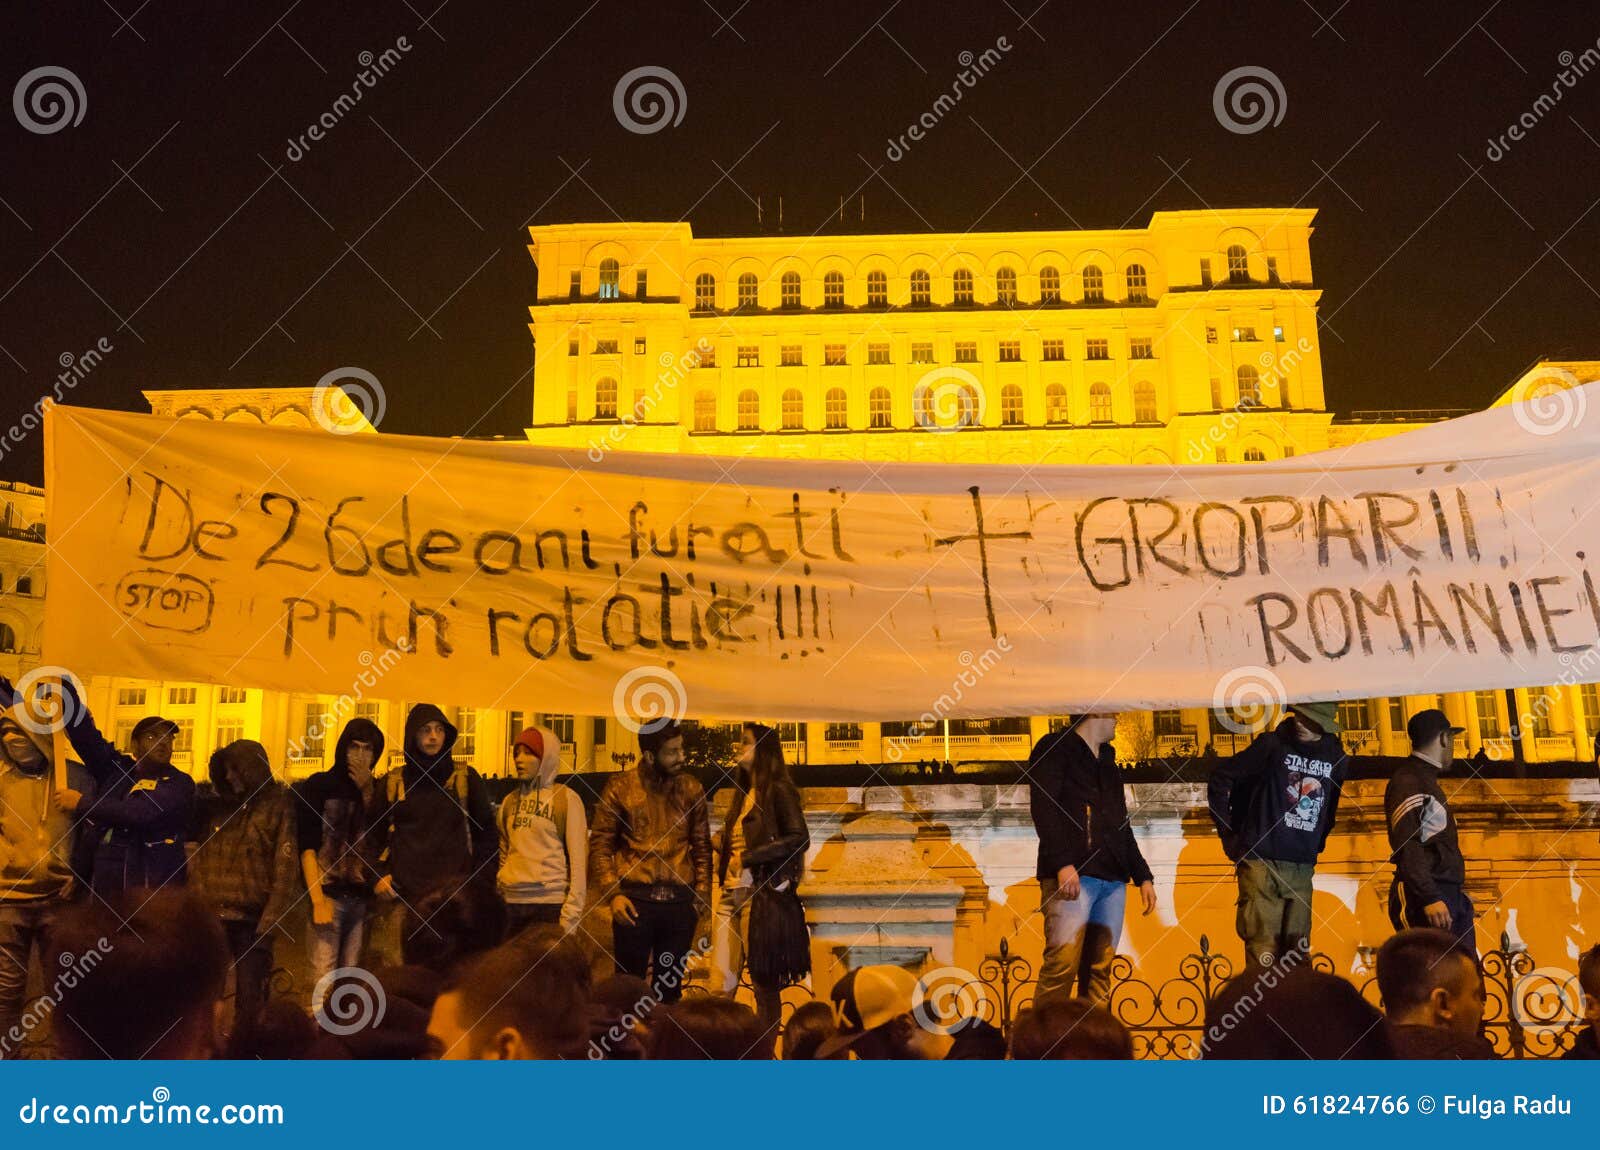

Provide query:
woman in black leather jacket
left=712, top=722, right=810, bottom=1047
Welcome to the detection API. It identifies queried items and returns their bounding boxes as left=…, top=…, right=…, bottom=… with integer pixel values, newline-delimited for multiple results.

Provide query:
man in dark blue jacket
left=1027, top=711, right=1156, bottom=1006
left=1208, top=700, right=1347, bottom=969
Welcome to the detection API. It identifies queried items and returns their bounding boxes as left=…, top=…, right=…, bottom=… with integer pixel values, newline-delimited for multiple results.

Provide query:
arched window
left=1045, top=383, right=1068, bottom=423
left=868, top=386, right=891, bottom=428
left=780, top=270, right=802, bottom=308
left=693, top=390, right=717, bottom=432
left=599, top=258, right=620, bottom=300
left=1125, top=263, right=1148, bottom=302
left=824, top=388, right=848, bottom=429
left=995, top=267, right=1017, bottom=305
left=1001, top=384, right=1024, bottom=425
left=781, top=389, right=804, bottom=430
left=595, top=377, right=618, bottom=419
left=1237, top=365, right=1262, bottom=406
left=1089, top=382, right=1113, bottom=422
left=952, top=268, right=974, bottom=305
left=913, top=385, right=933, bottom=428
left=694, top=273, right=716, bottom=311
left=1227, top=244, right=1249, bottom=282
left=823, top=271, right=845, bottom=308
left=0, top=623, right=14, bottom=653
left=1039, top=266, right=1061, bottom=303
left=866, top=270, right=888, bottom=307
left=909, top=268, right=931, bottom=306
left=1243, top=447, right=1267, bottom=462
left=1133, top=380, right=1157, bottom=423
left=737, top=389, right=760, bottom=431
left=737, top=273, right=758, bottom=309
left=1081, top=265, right=1104, bottom=302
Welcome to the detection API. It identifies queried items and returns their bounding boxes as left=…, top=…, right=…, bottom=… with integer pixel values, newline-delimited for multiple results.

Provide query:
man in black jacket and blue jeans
left=1208, top=700, right=1348, bottom=969
left=1386, top=708, right=1475, bottom=955
left=1027, top=711, right=1156, bottom=1006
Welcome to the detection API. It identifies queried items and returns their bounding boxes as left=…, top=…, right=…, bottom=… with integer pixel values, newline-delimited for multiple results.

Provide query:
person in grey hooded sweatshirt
left=496, top=725, right=587, bottom=936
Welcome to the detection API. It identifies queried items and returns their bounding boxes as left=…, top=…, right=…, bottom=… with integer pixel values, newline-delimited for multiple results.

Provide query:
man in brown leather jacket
left=589, top=721, right=711, bottom=1002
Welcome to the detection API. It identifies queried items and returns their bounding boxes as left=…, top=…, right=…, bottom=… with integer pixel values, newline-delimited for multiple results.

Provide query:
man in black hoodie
left=296, top=716, right=386, bottom=1009
left=1027, top=711, right=1156, bottom=1006
left=1208, top=700, right=1348, bottom=969
left=1386, top=708, right=1474, bottom=954
left=370, top=705, right=495, bottom=962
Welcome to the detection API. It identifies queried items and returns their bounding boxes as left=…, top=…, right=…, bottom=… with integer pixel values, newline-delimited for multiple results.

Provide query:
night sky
left=4, top=0, right=1598, bottom=484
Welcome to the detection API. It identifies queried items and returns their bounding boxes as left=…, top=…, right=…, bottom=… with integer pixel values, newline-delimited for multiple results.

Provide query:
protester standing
left=1386, top=708, right=1476, bottom=954
left=497, top=725, right=587, bottom=935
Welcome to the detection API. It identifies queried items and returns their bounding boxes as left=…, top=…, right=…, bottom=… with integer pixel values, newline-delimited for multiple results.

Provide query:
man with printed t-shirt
left=1208, top=700, right=1349, bottom=968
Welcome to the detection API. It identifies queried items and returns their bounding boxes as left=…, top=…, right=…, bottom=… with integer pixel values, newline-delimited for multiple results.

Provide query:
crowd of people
left=0, top=671, right=1596, bottom=1060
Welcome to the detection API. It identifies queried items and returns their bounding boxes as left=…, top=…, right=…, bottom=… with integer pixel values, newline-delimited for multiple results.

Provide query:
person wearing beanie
left=497, top=726, right=588, bottom=935
left=1208, top=700, right=1349, bottom=968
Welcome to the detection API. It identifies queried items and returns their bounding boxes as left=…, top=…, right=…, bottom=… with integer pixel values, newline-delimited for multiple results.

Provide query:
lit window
left=1274, top=324, right=1285, bottom=342
left=910, top=341, right=934, bottom=364
left=780, top=271, right=801, bottom=308
left=694, top=273, right=716, bottom=311
left=1001, top=384, right=1024, bottom=425
left=952, top=268, right=974, bottom=304
left=1474, top=691, right=1502, bottom=738
left=1089, top=383, right=1113, bottom=422
left=173, top=719, right=193, bottom=753
left=1085, top=338, right=1109, bottom=361
left=996, top=267, right=1017, bottom=305
left=1042, top=338, right=1065, bottom=362
left=737, top=345, right=760, bottom=368
left=781, top=389, right=804, bottom=429
left=216, top=720, right=244, bottom=748
left=737, top=273, right=758, bottom=309
left=1227, top=244, right=1249, bottom=282
left=1039, top=266, right=1061, bottom=303
left=824, top=344, right=847, bottom=366
left=737, top=389, right=759, bottom=430
left=1129, top=336, right=1153, bottom=360
left=869, top=387, right=891, bottom=428
left=954, top=341, right=978, bottom=363
left=780, top=345, right=803, bottom=367
left=1125, top=263, right=1148, bottom=302
left=910, top=269, right=931, bottom=305
left=1237, top=365, right=1262, bottom=406
left=1082, top=265, right=1104, bottom=302
left=1233, top=326, right=1257, bottom=342
left=824, top=388, right=848, bottom=429
left=693, top=390, right=717, bottom=432
left=866, top=270, right=888, bottom=306
left=1045, top=383, right=1068, bottom=423
left=118, top=687, right=147, bottom=707
left=595, top=377, right=618, bottom=419
left=456, top=709, right=477, bottom=757
left=1133, top=381, right=1157, bottom=423
left=823, top=271, right=845, bottom=308
left=599, top=259, right=620, bottom=300
left=867, top=343, right=890, bottom=365
left=998, top=340, right=1021, bottom=362
left=169, top=686, right=196, bottom=705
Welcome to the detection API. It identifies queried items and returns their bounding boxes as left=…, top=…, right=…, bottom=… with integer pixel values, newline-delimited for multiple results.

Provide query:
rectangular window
left=1266, top=257, right=1279, bottom=283
left=566, top=391, right=578, bottom=421
left=1274, top=324, right=1285, bottom=342
left=824, top=344, right=847, bottom=366
left=114, top=721, right=136, bottom=750
left=635, top=269, right=648, bottom=297
left=1210, top=379, right=1223, bottom=408
left=215, top=720, right=244, bottom=748
left=1085, top=338, right=1109, bottom=361
left=1129, top=336, right=1154, bottom=360
left=911, top=342, right=934, bottom=364
left=356, top=702, right=381, bottom=726
left=567, top=339, right=580, bottom=356
left=634, top=337, right=646, bottom=355
left=1215, top=446, right=1228, bottom=462
left=1152, top=710, right=1184, bottom=737
left=697, top=346, right=716, bottom=368
left=168, top=687, right=196, bottom=706
left=117, top=688, right=146, bottom=707
left=1042, top=338, right=1065, bottom=362
left=1205, top=326, right=1218, bottom=344
left=1474, top=691, right=1502, bottom=739
left=456, top=709, right=477, bottom=758
left=569, top=271, right=581, bottom=299
left=1232, top=326, right=1257, bottom=342
left=546, top=714, right=575, bottom=745
left=954, top=341, right=977, bottom=363
left=593, top=716, right=607, bottom=745
left=217, top=687, right=247, bottom=704
left=867, top=343, right=890, bottom=365
left=173, top=719, right=194, bottom=754
left=296, top=708, right=325, bottom=758
left=825, top=722, right=863, bottom=742
left=738, top=346, right=761, bottom=368
left=1387, top=697, right=1406, bottom=732
left=1581, top=684, right=1600, bottom=736
left=1283, top=445, right=1295, bottom=457
left=780, top=345, right=803, bottom=367
left=1337, top=699, right=1373, bottom=731
left=1199, top=258, right=1212, bottom=287
left=594, top=339, right=619, bottom=355
left=998, top=340, right=1021, bottom=363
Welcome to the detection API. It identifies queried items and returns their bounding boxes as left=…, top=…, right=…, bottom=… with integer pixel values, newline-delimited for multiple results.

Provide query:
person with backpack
left=497, top=725, right=587, bottom=935
left=371, top=705, right=495, bottom=949
left=1207, top=700, right=1349, bottom=968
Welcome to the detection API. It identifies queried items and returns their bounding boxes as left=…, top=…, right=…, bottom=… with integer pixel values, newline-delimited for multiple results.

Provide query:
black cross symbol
left=934, top=485, right=1033, bottom=639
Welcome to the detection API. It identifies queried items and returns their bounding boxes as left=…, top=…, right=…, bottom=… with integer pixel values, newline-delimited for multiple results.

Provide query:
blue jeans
left=1036, top=874, right=1126, bottom=1006
left=308, top=895, right=370, bottom=1012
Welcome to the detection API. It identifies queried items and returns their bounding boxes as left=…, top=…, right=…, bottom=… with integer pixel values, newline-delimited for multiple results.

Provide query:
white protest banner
left=40, top=394, right=1600, bottom=723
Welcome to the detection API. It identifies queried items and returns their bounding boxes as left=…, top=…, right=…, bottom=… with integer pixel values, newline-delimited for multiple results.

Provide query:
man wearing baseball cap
left=815, top=965, right=1006, bottom=1059
left=1208, top=699, right=1349, bottom=968
left=1385, top=708, right=1474, bottom=952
